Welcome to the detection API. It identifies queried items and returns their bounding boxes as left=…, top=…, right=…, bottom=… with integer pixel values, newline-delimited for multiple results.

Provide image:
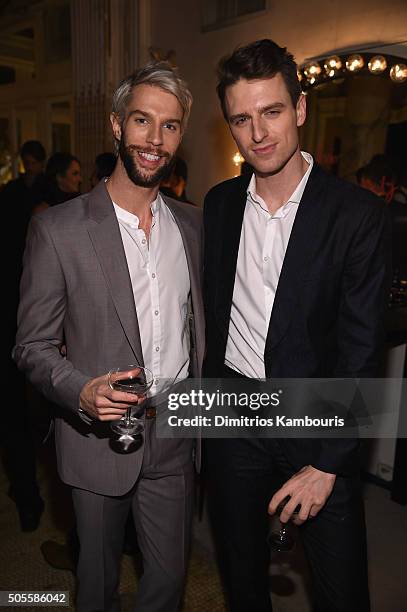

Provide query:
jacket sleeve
left=13, top=215, right=91, bottom=413
left=314, top=196, right=392, bottom=475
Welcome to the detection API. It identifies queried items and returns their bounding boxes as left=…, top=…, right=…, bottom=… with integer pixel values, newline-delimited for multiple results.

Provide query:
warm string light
left=390, top=63, right=407, bottom=83
left=323, top=55, right=342, bottom=77
left=303, top=61, right=322, bottom=79
left=368, top=55, right=387, bottom=74
left=346, top=54, right=364, bottom=72
left=300, top=52, right=407, bottom=88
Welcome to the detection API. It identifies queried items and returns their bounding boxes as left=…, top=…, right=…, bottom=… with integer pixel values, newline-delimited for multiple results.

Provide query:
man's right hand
left=79, top=374, right=140, bottom=421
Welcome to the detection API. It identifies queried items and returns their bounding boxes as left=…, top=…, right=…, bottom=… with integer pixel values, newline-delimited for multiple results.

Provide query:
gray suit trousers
left=72, top=422, right=195, bottom=612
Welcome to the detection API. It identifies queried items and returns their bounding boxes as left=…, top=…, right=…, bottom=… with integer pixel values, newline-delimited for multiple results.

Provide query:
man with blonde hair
left=14, top=62, right=204, bottom=612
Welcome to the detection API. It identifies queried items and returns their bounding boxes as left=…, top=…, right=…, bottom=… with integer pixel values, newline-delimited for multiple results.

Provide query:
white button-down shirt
left=225, top=151, right=314, bottom=378
left=113, top=194, right=190, bottom=392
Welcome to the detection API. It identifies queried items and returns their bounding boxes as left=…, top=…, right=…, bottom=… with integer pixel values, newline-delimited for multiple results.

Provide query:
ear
left=296, top=93, right=306, bottom=128
left=110, top=113, right=122, bottom=142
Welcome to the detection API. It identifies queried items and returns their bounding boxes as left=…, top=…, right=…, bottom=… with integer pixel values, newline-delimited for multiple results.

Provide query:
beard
left=118, top=136, right=175, bottom=188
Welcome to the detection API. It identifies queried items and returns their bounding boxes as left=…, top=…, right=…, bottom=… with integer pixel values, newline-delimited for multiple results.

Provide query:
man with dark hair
left=204, top=39, right=390, bottom=611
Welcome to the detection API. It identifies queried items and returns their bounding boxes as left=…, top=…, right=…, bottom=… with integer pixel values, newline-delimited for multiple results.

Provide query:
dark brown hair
left=217, top=39, right=302, bottom=119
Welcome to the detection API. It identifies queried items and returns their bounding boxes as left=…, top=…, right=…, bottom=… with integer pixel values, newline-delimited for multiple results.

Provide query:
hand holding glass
left=268, top=497, right=300, bottom=553
left=108, top=365, right=154, bottom=444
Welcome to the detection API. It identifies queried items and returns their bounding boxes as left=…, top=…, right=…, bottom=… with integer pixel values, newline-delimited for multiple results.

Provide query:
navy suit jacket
left=203, top=163, right=391, bottom=476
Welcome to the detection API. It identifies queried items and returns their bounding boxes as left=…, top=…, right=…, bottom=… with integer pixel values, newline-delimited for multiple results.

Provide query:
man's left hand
left=268, top=465, right=336, bottom=525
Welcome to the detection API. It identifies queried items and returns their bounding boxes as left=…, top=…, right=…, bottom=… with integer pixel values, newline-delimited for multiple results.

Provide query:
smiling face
left=111, top=84, right=183, bottom=188
left=225, top=73, right=306, bottom=176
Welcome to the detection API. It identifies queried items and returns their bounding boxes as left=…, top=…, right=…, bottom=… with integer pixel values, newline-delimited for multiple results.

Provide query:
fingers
left=97, top=409, right=128, bottom=422
left=292, top=501, right=312, bottom=525
left=268, top=488, right=290, bottom=516
left=268, top=465, right=334, bottom=525
left=308, top=504, right=322, bottom=519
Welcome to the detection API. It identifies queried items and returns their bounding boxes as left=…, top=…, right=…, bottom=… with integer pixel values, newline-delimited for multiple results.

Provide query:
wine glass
left=268, top=498, right=300, bottom=553
left=108, top=365, right=154, bottom=451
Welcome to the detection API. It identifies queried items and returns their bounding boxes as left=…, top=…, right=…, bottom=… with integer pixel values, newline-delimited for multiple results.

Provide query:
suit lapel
left=265, top=164, right=328, bottom=352
left=86, top=181, right=144, bottom=366
left=215, top=176, right=250, bottom=336
left=161, top=195, right=205, bottom=371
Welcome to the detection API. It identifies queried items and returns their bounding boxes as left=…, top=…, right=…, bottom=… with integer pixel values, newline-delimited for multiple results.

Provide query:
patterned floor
left=0, top=445, right=225, bottom=612
left=2, top=441, right=407, bottom=611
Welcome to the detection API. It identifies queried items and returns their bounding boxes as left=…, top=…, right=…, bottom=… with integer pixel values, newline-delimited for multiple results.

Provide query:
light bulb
left=368, top=55, right=387, bottom=74
left=345, top=54, right=364, bottom=72
left=390, top=64, right=407, bottom=83
left=303, top=62, right=321, bottom=79
left=323, top=55, right=342, bottom=76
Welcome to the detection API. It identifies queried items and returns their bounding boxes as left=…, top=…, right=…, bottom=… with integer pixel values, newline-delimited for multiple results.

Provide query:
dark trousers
left=205, top=436, right=370, bottom=612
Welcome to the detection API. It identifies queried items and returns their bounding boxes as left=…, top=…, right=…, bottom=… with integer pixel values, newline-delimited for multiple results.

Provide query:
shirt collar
left=247, top=151, right=314, bottom=216
left=113, top=193, right=161, bottom=228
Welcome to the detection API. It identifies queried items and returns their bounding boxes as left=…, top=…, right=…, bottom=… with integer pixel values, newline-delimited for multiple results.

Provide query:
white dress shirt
left=225, top=151, right=314, bottom=378
left=113, top=194, right=190, bottom=392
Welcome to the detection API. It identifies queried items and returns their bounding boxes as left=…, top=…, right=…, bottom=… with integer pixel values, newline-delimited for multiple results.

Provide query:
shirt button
left=154, top=310, right=159, bottom=316
left=155, top=346, right=160, bottom=352
left=264, top=256, right=269, bottom=262
left=152, top=273, right=156, bottom=279
left=142, top=238, right=146, bottom=244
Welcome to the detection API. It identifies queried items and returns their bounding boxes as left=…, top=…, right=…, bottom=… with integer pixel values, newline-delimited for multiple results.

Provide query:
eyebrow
left=128, top=109, right=181, bottom=125
left=229, top=102, right=286, bottom=123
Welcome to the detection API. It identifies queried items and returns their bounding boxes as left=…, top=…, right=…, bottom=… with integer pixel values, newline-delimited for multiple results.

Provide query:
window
left=202, top=0, right=267, bottom=31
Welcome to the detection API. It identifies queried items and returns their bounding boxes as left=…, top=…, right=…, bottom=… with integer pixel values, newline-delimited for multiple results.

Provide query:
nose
left=251, top=116, right=268, bottom=143
left=146, top=122, right=163, bottom=147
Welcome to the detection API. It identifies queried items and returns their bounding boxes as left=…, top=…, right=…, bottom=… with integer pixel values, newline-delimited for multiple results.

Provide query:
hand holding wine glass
left=108, top=365, right=154, bottom=447
left=79, top=371, right=141, bottom=421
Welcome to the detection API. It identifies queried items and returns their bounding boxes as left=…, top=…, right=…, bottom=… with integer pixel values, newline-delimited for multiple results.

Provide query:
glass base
left=111, top=417, right=144, bottom=437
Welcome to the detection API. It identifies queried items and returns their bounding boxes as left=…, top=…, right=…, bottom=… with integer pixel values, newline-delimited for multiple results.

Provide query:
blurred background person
left=33, top=152, right=82, bottom=212
left=357, top=154, right=407, bottom=278
left=160, top=156, right=194, bottom=204
left=0, top=140, right=47, bottom=216
left=1, top=140, right=47, bottom=532
left=90, top=152, right=117, bottom=188
left=356, top=154, right=395, bottom=201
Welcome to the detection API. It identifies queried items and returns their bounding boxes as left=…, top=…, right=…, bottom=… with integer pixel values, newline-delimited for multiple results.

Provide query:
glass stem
left=125, top=407, right=132, bottom=426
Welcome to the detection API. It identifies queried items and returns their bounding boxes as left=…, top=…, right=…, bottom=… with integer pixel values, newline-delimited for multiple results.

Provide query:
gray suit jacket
left=14, top=180, right=205, bottom=496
